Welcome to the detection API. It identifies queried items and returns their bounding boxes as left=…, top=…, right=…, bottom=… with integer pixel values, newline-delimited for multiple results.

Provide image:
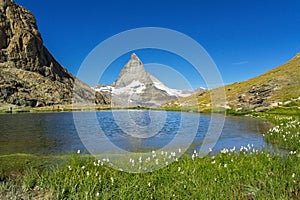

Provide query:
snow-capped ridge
left=92, top=53, right=205, bottom=106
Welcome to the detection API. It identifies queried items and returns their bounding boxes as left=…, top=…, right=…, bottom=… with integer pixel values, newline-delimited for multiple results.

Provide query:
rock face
left=93, top=53, right=201, bottom=107
left=0, top=0, right=109, bottom=107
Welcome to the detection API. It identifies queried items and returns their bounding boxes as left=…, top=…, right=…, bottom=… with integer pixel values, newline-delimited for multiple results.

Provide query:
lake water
left=0, top=110, right=273, bottom=156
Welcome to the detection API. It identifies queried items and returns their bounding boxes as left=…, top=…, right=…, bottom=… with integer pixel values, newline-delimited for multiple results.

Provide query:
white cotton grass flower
left=110, top=177, right=114, bottom=185
left=81, top=166, right=85, bottom=170
left=155, top=159, right=159, bottom=165
left=220, top=148, right=228, bottom=154
left=192, top=154, right=195, bottom=160
left=148, top=182, right=151, bottom=187
left=292, top=173, right=296, bottom=178
left=230, top=146, right=236, bottom=153
left=68, top=165, right=72, bottom=170
left=77, top=149, right=81, bottom=154
left=96, top=192, right=100, bottom=197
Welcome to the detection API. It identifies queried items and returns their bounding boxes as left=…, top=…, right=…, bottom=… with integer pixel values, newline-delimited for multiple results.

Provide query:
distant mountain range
left=163, top=53, right=300, bottom=112
left=92, top=53, right=205, bottom=107
left=0, top=0, right=109, bottom=108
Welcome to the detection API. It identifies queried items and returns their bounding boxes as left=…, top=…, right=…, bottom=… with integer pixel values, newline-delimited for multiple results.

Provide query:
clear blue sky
left=15, top=0, right=300, bottom=89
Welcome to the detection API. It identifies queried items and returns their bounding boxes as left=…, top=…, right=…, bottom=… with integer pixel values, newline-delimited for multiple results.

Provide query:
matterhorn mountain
left=93, top=53, right=204, bottom=107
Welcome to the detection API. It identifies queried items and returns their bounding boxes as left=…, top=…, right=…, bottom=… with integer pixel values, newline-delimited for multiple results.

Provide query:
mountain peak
left=113, top=53, right=148, bottom=87
left=126, top=53, right=143, bottom=67
left=98, top=54, right=197, bottom=106
left=130, top=53, right=141, bottom=61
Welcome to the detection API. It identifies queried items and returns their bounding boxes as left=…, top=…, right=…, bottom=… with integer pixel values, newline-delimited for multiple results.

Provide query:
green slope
left=163, top=53, right=300, bottom=112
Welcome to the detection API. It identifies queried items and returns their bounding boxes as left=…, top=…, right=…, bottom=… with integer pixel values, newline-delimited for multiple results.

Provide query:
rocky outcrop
left=237, top=79, right=279, bottom=110
left=0, top=0, right=109, bottom=107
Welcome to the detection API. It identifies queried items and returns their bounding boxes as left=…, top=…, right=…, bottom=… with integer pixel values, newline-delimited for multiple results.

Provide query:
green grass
left=1, top=150, right=299, bottom=199
left=255, top=103, right=300, bottom=152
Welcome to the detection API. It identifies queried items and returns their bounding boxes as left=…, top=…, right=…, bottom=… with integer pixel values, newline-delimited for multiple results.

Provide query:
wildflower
left=110, top=177, right=114, bottom=185
left=192, top=154, right=195, bottom=160
left=211, top=160, right=216, bottom=164
left=178, top=167, right=181, bottom=172
left=224, top=164, right=227, bottom=168
left=230, top=146, right=236, bottom=153
left=81, top=166, right=85, bottom=170
left=68, top=165, right=72, bottom=170
left=209, top=147, right=213, bottom=152
left=292, top=173, right=296, bottom=178
left=86, top=171, right=90, bottom=176
left=96, top=192, right=100, bottom=197
left=77, top=149, right=81, bottom=154
left=183, top=185, right=187, bottom=189
left=148, top=182, right=151, bottom=187
left=221, top=148, right=228, bottom=154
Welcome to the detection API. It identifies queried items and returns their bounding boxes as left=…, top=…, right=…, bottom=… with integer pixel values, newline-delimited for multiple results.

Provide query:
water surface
left=0, top=110, right=272, bottom=155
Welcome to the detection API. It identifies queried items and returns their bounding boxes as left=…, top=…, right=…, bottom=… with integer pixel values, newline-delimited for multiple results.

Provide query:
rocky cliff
left=0, top=0, right=109, bottom=107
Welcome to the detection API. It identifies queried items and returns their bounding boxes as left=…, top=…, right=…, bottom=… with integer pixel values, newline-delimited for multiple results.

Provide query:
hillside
left=0, top=0, right=109, bottom=108
left=163, top=53, right=300, bottom=112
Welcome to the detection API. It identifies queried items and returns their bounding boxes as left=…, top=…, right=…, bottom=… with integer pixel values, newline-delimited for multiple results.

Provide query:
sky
left=14, top=0, right=300, bottom=89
